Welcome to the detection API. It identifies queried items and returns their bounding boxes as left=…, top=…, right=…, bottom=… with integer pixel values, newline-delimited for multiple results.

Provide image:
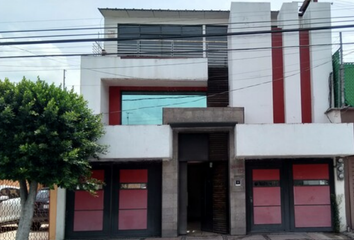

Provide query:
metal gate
left=246, top=159, right=334, bottom=232
left=0, top=180, right=49, bottom=240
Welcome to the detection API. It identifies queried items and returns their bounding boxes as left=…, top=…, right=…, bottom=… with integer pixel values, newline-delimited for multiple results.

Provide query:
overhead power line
left=1, top=24, right=353, bottom=46
left=2, top=18, right=353, bottom=41
left=1, top=41, right=353, bottom=59
left=0, top=4, right=353, bottom=30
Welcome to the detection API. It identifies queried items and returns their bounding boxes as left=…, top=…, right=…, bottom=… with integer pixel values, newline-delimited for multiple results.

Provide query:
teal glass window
left=121, top=92, right=206, bottom=125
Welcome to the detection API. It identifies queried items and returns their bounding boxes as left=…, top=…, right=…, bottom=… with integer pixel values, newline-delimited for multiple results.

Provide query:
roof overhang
left=99, top=8, right=230, bottom=20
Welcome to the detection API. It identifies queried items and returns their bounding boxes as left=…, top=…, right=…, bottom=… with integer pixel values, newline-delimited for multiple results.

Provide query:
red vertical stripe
left=271, top=28, right=285, bottom=123
left=109, top=87, right=121, bottom=125
left=299, top=30, right=312, bottom=123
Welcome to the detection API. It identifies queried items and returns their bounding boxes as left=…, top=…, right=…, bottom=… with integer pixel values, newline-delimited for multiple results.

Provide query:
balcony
left=97, top=125, right=172, bottom=160
left=117, top=38, right=228, bottom=67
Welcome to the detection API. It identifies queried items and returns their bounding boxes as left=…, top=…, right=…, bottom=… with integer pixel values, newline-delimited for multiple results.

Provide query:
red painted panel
left=109, top=87, right=121, bottom=125
left=294, top=205, right=331, bottom=227
left=92, top=169, right=105, bottom=181
left=254, top=206, right=281, bottom=225
left=120, top=169, right=148, bottom=183
left=299, top=30, right=312, bottom=123
left=74, top=190, right=104, bottom=210
left=253, top=187, right=281, bottom=206
left=294, top=186, right=330, bottom=205
left=73, top=210, right=103, bottom=231
left=118, top=209, right=147, bottom=230
left=109, top=86, right=207, bottom=126
left=119, top=190, right=148, bottom=209
left=271, top=28, right=285, bottom=123
left=293, top=164, right=329, bottom=180
left=253, top=169, right=280, bottom=181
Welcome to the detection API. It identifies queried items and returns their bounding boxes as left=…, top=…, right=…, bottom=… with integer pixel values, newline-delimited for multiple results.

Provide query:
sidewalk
left=140, top=232, right=354, bottom=240
left=1, top=230, right=353, bottom=240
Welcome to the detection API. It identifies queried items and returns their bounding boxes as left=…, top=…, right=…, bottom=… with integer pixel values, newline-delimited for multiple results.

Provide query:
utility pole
left=63, top=69, right=66, bottom=90
left=339, top=32, right=345, bottom=107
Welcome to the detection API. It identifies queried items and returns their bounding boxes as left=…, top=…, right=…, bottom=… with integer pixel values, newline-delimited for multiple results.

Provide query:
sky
left=1, top=0, right=354, bottom=89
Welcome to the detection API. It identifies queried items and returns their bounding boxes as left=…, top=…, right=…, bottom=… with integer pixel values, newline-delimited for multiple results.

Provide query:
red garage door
left=65, top=164, right=162, bottom=239
left=293, top=164, right=331, bottom=228
left=247, top=160, right=333, bottom=232
left=118, top=169, right=148, bottom=230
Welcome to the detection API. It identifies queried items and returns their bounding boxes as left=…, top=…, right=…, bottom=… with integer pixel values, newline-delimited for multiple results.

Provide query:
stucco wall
left=98, top=125, right=172, bottom=159
left=80, top=56, right=208, bottom=124
left=302, top=3, right=332, bottom=123
left=278, top=3, right=302, bottom=123
left=228, top=2, right=273, bottom=124
left=236, top=123, right=354, bottom=158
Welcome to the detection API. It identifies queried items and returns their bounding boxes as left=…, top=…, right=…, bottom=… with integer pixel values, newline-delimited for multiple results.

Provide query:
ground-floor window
left=65, top=162, right=162, bottom=239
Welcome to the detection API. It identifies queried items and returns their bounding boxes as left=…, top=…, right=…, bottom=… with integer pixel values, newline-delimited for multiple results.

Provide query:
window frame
left=109, top=86, right=207, bottom=125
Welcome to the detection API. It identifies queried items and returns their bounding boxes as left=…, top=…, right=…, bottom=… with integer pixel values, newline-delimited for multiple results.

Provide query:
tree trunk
left=16, top=181, right=38, bottom=240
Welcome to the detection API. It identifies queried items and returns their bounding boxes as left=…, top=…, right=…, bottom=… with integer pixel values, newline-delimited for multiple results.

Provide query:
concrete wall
left=278, top=3, right=302, bottom=123
left=55, top=188, right=66, bottom=240
left=161, top=133, right=179, bottom=237
left=163, top=107, right=244, bottom=125
left=236, top=123, right=354, bottom=158
left=228, top=2, right=273, bottom=124
left=227, top=2, right=332, bottom=124
left=81, top=56, right=208, bottom=124
left=302, top=3, right=332, bottom=123
left=229, top=131, right=246, bottom=235
left=334, top=158, right=348, bottom=232
left=326, top=109, right=343, bottom=123
left=98, top=125, right=172, bottom=159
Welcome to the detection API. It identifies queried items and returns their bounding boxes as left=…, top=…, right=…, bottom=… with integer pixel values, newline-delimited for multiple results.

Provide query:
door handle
left=250, top=196, right=253, bottom=203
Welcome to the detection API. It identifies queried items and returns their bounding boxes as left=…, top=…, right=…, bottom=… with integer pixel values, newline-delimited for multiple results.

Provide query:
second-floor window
left=117, top=24, right=228, bottom=66
left=118, top=24, right=203, bottom=58
left=121, top=91, right=206, bottom=125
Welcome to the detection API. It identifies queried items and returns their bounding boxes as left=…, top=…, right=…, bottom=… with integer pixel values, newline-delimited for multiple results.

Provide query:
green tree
left=0, top=78, right=105, bottom=240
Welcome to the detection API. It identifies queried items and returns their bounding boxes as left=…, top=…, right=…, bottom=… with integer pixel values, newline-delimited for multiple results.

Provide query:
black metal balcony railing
left=117, top=39, right=228, bottom=67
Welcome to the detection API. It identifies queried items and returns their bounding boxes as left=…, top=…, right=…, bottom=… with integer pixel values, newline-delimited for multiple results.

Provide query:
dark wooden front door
left=179, top=132, right=229, bottom=235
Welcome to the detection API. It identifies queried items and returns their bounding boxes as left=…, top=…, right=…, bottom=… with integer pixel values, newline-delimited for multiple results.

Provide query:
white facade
left=236, top=123, right=354, bottom=158
left=228, top=2, right=333, bottom=124
left=98, top=125, right=172, bottom=159
left=228, top=2, right=273, bottom=124
left=303, top=3, right=333, bottom=123
left=81, top=56, right=208, bottom=124
left=278, top=2, right=303, bottom=123
left=54, top=2, right=354, bottom=239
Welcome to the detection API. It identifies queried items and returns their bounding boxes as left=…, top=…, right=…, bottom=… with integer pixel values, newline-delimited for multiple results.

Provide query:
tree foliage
left=0, top=77, right=106, bottom=240
left=0, top=78, right=105, bottom=189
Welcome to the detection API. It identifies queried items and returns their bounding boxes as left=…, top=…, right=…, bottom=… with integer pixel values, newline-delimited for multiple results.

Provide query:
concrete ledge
left=236, top=123, right=354, bottom=158
left=98, top=125, right=172, bottom=159
left=163, top=107, right=244, bottom=125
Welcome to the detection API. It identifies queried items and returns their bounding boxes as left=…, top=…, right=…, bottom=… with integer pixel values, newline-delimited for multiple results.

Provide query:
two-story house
left=51, top=1, right=354, bottom=239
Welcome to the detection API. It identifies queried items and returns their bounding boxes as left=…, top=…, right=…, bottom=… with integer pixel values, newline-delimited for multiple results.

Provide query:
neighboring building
left=327, top=50, right=354, bottom=231
left=52, top=1, right=354, bottom=239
